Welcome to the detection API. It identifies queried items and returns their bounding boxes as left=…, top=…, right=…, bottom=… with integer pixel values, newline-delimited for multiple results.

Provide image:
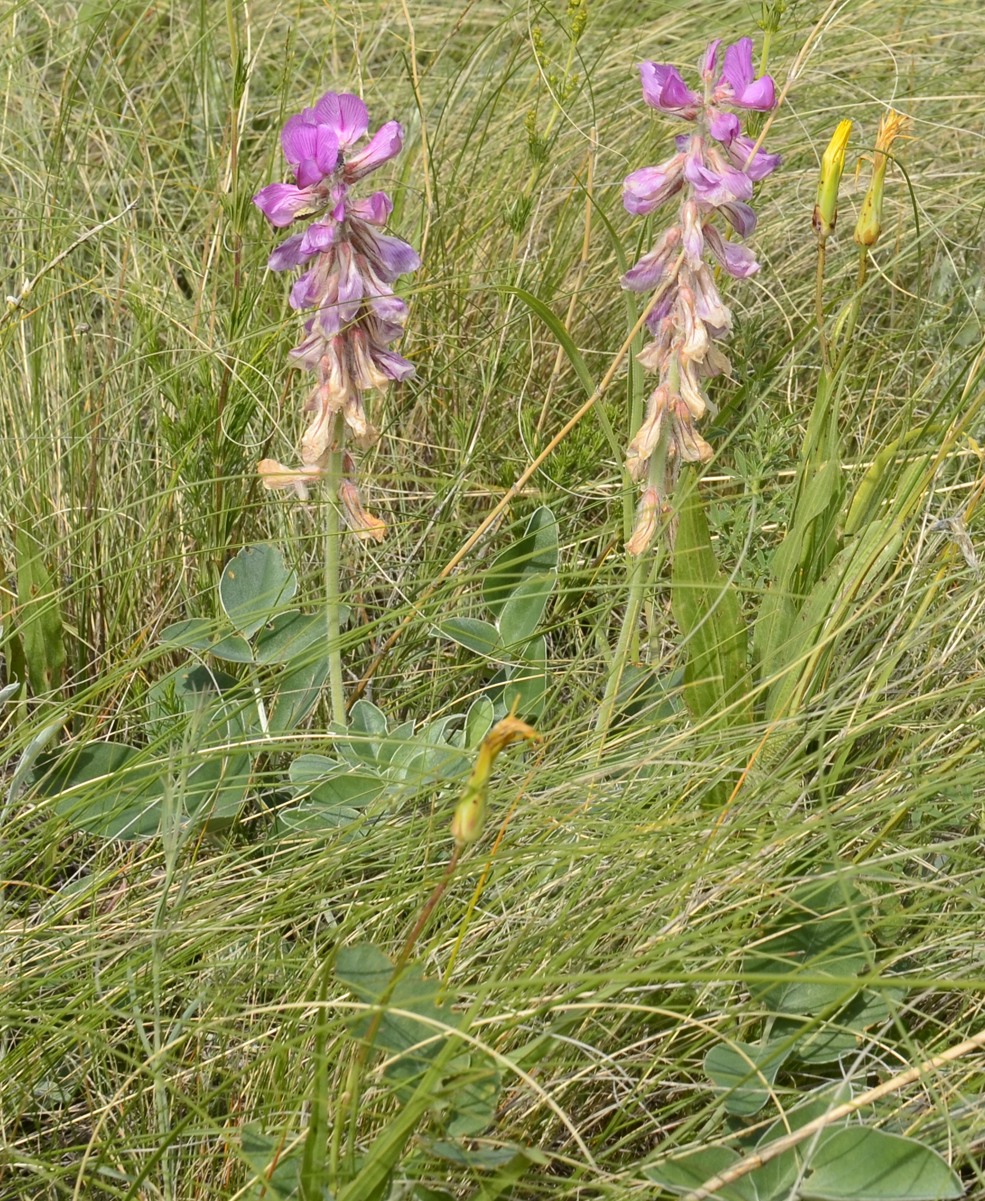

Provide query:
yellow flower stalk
left=854, top=109, right=910, bottom=248
left=813, top=119, right=852, bottom=239
left=451, top=717, right=541, bottom=847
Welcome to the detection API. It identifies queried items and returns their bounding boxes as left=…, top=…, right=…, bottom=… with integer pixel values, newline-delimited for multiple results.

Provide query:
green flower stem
left=323, top=415, right=346, bottom=727
left=595, top=433, right=670, bottom=749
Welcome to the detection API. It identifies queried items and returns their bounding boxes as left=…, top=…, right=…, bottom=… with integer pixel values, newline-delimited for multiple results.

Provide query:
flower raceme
left=621, top=37, right=778, bottom=555
left=254, top=91, right=419, bottom=535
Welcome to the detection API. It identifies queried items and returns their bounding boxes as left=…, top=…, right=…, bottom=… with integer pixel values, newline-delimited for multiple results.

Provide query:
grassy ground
left=2, top=0, right=985, bottom=1197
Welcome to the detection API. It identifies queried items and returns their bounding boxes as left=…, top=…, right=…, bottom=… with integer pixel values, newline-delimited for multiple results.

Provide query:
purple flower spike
left=254, top=88, right=418, bottom=509
left=619, top=32, right=778, bottom=554
left=640, top=61, right=701, bottom=118
left=717, top=38, right=776, bottom=110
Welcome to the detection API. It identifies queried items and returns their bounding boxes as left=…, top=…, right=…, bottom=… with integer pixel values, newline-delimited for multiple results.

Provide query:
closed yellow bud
left=813, top=120, right=853, bottom=239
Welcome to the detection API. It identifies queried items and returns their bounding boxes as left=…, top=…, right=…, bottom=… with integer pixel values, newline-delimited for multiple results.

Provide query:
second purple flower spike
left=621, top=37, right=779, bottom=554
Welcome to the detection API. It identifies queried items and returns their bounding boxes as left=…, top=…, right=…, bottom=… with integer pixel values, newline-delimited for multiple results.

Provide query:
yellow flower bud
left=812, top=120, right=852, bottom=239
left=854, top=109, right=910, bottom=248
left=451, top=717, right=541, bottom=847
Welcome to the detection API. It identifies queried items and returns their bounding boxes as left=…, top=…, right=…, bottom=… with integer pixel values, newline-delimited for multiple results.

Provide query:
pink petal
left=703, top=225, right=760, bottom=277
left=344, top=121, right=404, bottom=182
left=623, top=156, right=685, bottom=215
left=348, top=191, right=393, bottom=225
left=640, top=61, right=700, bottom=116
left=313, top=91, right=369, bottom=147
left=254, top=182, right=319, bottom=227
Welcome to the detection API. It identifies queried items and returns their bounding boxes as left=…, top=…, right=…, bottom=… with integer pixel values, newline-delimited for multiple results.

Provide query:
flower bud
left=812, top=120, right=852, bottom=239
left=451, top=717, right=540, bottom=847
left=854, top=109, right=909, bottom=248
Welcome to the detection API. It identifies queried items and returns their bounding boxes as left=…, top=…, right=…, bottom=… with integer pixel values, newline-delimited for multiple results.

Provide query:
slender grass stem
left=323, top=416, right=346, bottom=727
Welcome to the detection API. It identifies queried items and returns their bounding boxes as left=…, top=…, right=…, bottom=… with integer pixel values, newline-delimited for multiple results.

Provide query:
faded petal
left=258, top=458, right=323, bottom=499
left=339, top=478, right=386, bottom=542
left=640, top=61, right=700, bottom=117
left=344, top=120, right=404, bottom=182
left=313, top=91, right=370, bottom=147
left=622, top=226, right=682, bottom=292
left=626, top=486, right=664, bottom=556
left=687, top=263, right=732, bottom=334
left=625, top=385, right=670, bottom=481
left=719, top=200, right=757, bottom=237
left=623, top=156, right=685, bottom=215
left=726, top=135, right=780, bottom=181
left=670, top=399, right=713, bottom=462
left=681, top=198, right=704, bottom=262
left=703, top=224, right=760, bottom=277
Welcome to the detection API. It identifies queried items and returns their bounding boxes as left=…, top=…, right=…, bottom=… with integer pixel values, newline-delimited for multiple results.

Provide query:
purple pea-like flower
left=619, top=36, right=779, bottom=554
left=253, top=90, right=419, bottom=523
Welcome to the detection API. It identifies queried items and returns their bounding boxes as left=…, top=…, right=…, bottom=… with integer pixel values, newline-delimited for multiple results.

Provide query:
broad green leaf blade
left=219, top=544, right=297, bottom=638
left=349, top=699, right=389, bottom=739
left=159, top=617, right=218, bottom=652
left=744, top=879, right=874, bottom=1014
left=464, top=697, right=495, bottom=748
left=644, top=1146, right=757, bottom=1201
left=804, top=1127, right=962, bottom=1201
left=703, top=1040, right=790, bottom=1117
left=497, top=571, right=556, bottom=647
left=254, top=610, right=336, bottom=665
left=438, top=617, right=501, bottom=657
left=482, top=507, right=559, bottom=619
left=36, top=742, right=166, bottom=840
left=268, top=654, right=329, bottom=735
left=671, top=479, right=750, bottom=727
left=14, top=526, right=66, bottom=695
left=503, top=634, right=547, bottom=719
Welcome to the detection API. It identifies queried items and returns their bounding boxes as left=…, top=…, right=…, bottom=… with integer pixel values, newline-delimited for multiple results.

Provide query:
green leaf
left=804, top=1127, right=962, bottom=1201
left=254, top=610, right=334, bottom=665
left=219, top=544, right=297, bottom=638
left=159, top=618, right=217, bottom=652
left=336, top=943, right=460, bottom=1085
left=671, top=480, right=750, bottom=728
left=14, top=526, right=66, bottom=695
left=464, top=697, right=495, bottom=748
left=241, top=1125, right=305, bottom=1200
left=349, top=699, right=389, bottom=739
left=438, top=617, right=501, bottom=657
left=703, top=1040, right=790, bottom=1117
left=207, top=632, right=255, bottom=663
left=644, top=1146, right=757, bottom=1201
left=503, top=635, right=547, bottom=719
left=497, top=571, right=556, bottom=647
left=36, top=742, right=166, bottom=840
left=482, top=507, right=559, bottom=619
left=268, top=654, right=329, bottom=735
